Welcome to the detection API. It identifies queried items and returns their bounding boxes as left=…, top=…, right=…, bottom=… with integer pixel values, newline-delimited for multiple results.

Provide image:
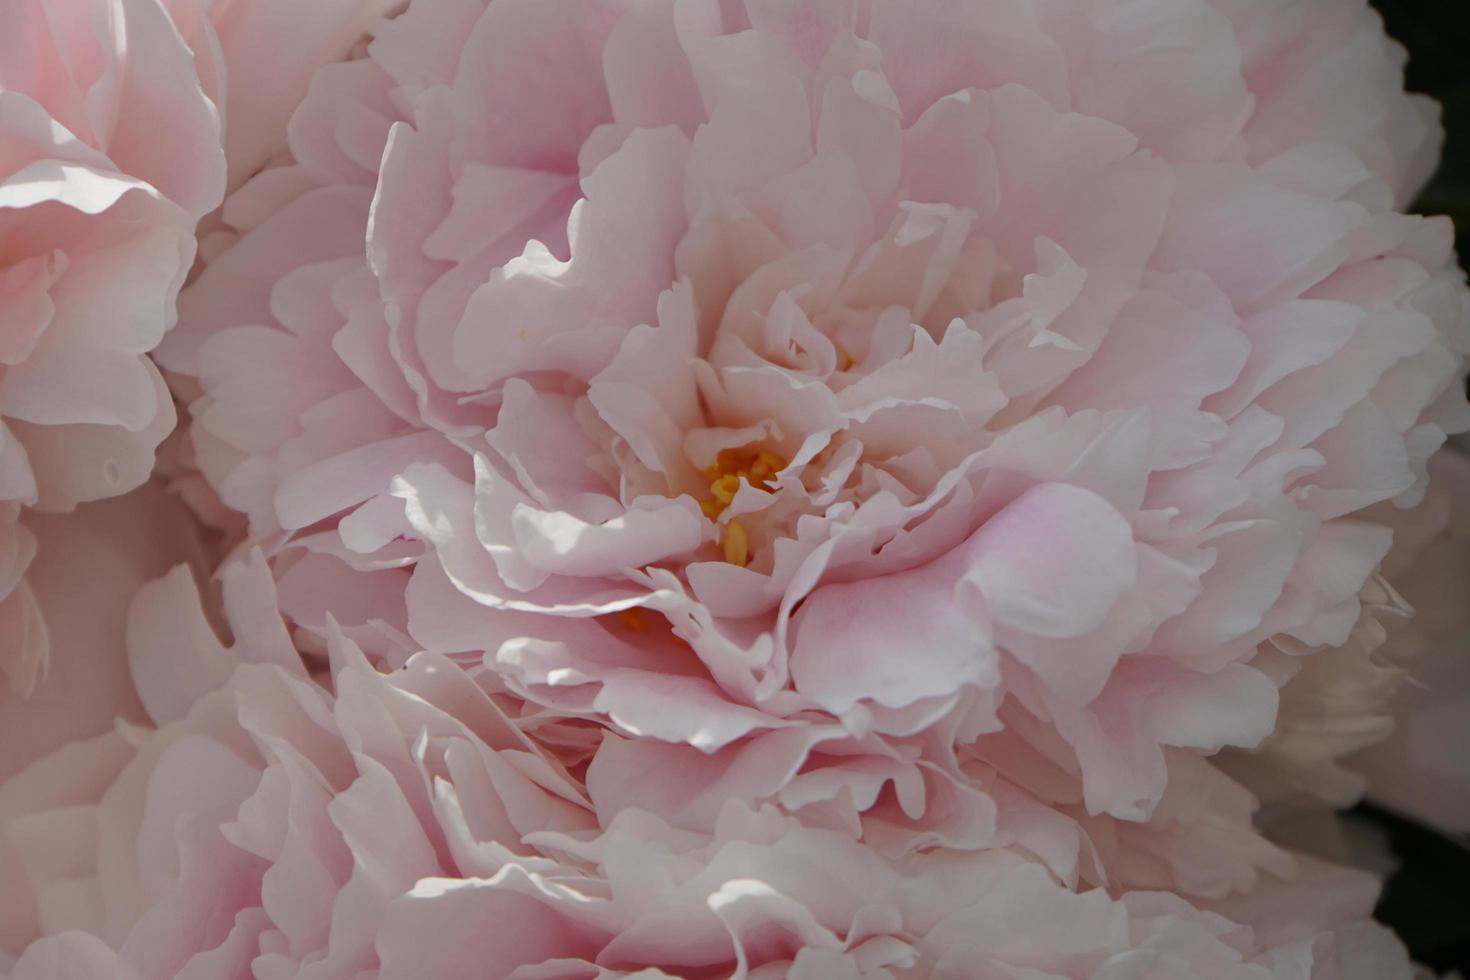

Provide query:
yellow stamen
left=749, top=451, right=786, bottom=484
left=697, top=449, right=789, bottom=528
left=723, top=520, right=749, bottom=567
left=710, top=473, right=742, bottom=505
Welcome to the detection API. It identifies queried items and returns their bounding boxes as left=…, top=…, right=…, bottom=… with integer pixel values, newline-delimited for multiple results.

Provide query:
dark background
left=1361, top=1, right=1469, bottom=971
left=1374, top=0, right=1470, bottom=259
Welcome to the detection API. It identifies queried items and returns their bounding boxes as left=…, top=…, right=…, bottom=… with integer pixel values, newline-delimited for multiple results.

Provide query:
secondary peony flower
left=0, top=556, right=1423, bottom=979
left=1351, top=448, right=1470, bottom=835
left=166, top=0, right=1470, bottom=898
left=0, top=0, right=208, bottom=695
left=0, top=0, right=394, bottom=695
left=1214, top=448, right=1470, bottom=817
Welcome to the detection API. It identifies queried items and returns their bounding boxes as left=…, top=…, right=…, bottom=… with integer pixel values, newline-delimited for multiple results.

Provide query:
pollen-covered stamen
left=698, top=449, right=788, bottom=518
left=709, top=473, right=742, bottom=508
left=695, top=448, right=787, bottom=564
left=723, top=520, right=750, bottom=566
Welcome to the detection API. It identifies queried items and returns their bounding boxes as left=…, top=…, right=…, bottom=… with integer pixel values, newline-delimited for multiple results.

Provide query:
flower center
left=697, top=448, right=788, bottom=566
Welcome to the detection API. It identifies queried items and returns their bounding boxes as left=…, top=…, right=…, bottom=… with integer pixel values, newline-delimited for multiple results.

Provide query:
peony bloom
left=1212, top=447, right=1469, bottom=821
left=0, top=0, right=208, bottom=694
left=0, top=0, right=394, bottom=695
left=1351, top=448, right=1470, bottom=835
left=0, top=555, right=1422, bottom=979
left=161, top=0, right=1470, bottom=900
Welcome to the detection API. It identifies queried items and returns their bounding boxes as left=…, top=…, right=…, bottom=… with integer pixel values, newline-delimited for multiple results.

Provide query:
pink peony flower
left=0, top=0, right=208, bottom=693
left=0, top=0, right=394, bottom=694
left=1351, top=448, right=1470, bottom=835
left=0, top=555, right=1422, bottom=978
left=163, top=0, right=1470, bottom=898
left=1212, top=448, right=1470, bottom=819
left=0, top=18, right=201, bottom=514
left=3, top=0, right=1460, bottom=974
